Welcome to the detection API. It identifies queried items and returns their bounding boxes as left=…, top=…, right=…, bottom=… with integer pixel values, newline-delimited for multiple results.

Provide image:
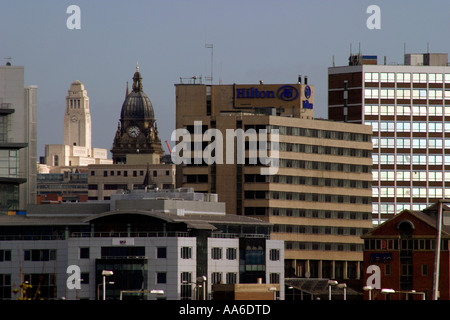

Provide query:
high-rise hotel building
left=175, top=79, right=373, bottom=281
left=329, top=52, right=450, bottom=224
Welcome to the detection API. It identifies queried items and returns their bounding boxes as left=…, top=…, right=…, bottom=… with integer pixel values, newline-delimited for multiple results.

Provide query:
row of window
left=364, top=88, right=450, bottom=100
left=79, top=247, right=195, bottom=260
left=273, top=224, right=369, bottom=237
left=373, top=137, right=450, bottom=149
left=268, top=125, right=371, bottom=142
left=373, top=187, right=450, bottom=199
left=69, top=99, right=82, bottom=108
left=210, top=247, right=280, bottom=261
left=372, top=203, right=428, bottom=215
left=285, top=241, right=363, bottom=252
left=245, top=190, right=371, bottom=204
left=366, top=120, right=450, bottom=132
left=364, top=238, right=449, bottom=251
left=0, top=273, right=56, bottom=300
left=244, top=174, right=371, bottom=189
left=279, top=159, right=371, bottom=173
left=269, top=208, right=370, bottom=220
left=373, top=170, right=450, bottom=182
left=364, top=72, right=450, bottom=83
left=94, top=169, right=171, bottom=177
left=365, top=104, right=450, bottom=116
left=279, top=142, right=371, bottom=158
left=374, top=154, right=450, bottom=166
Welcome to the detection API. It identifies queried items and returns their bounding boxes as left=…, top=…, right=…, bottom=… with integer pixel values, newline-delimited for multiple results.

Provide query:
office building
left=37, top=171, right=88, bottom=203
left=87, top=163, right=175, bottom=200
left=175, top=80, right=373, bottom=284
left=329, top=52, right=450, bottom=224
left=0, top=64, right=37, bottom=214
left=0, top=188, right=284, bottom=300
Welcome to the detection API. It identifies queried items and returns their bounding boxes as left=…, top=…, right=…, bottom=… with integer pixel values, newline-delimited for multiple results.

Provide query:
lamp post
left=338, top=283, right=347, bottom=300
left=328, top=280, right=338, bottom=300
left=363, top=286, right=374, bottom=300
left=269, top=287, right=278, bottom=300
left=381, top=288, right=426, bottom=300
left=102, top=270, right=113, bottom=300
left=196, top=276, right=207, bottom=300
left=97, top=282, right=114, bottom=300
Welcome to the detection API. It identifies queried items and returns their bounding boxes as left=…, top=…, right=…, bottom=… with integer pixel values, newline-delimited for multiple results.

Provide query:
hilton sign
left=236, top=85, right=299, bottom=102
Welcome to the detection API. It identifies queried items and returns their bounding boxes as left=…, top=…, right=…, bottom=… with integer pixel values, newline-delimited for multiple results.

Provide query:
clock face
left=71, top=115, right=78, bottom=122
left=128, top=126, right=140, bottom=138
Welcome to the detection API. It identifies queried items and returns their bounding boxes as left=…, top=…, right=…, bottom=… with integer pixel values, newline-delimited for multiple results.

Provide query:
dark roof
left=362, top=202, right=450, bottom=239
left=120, top=91, right=154, bottom=120
left=120, top=69, right=155, bottom=120
left=0, top=209, right=271, bottom=231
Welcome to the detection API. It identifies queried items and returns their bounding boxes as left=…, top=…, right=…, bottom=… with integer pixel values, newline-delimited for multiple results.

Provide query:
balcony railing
left=70, top=231, right=191, bottom=238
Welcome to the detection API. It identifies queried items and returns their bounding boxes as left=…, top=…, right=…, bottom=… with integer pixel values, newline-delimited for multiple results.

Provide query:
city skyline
left=1, top=1, right=450, bottom=158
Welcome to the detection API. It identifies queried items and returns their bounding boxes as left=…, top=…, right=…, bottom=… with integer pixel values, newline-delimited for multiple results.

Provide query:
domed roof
left=120, top=65, right=155, bottom=120
left=70, top=80, right=85, bottom=91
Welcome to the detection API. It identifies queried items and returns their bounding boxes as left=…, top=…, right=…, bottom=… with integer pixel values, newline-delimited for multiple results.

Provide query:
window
left=23, top=274, right=56, bottom=300
left=157, top=247, right=167, bottom=259
left=211, top=272, right=222, bottom=284
left=81, top=273, right=89, bottom=284
left=269, top=249, right=280, bottom=261
left=270, top=273, right=280, bottom=284
left=157, top=272, right=167, bottom=284
left=180, top=272, right=192, bottom=300
left=24, top=249, right=56, bottom=261
left=181, top=247, right=192, bottom=259
left=226, top=248, right=237, bottom=260
left=0, top=250, right=11, bottom=262
left=0, top=274, right=11, bottom=299
left=79, top=248, right=89, bottom=259
left=226, top=273, right=237, bottom=284
left=211, top=248, right=222, bottom=260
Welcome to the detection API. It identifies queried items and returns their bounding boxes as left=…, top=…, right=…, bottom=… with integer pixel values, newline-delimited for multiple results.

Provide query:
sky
left=1, top=0, right=450, bottom=158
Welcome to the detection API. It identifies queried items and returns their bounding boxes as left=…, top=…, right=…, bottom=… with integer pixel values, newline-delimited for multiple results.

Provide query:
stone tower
left=63, top=80, right=92, bottom=154
left=111, top=65, right=162, bottom=164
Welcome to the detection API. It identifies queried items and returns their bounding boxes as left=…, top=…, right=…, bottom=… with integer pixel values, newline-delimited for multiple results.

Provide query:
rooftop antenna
left=205, top=44, right=213, bottom=84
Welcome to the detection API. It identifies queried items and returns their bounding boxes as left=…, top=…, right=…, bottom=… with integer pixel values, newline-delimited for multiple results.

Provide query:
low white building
left=0, top=188, right=284, bottom=300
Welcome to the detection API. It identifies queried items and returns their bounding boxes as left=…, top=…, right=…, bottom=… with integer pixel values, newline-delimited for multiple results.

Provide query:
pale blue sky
left=1, top=0, right=449, bottom=157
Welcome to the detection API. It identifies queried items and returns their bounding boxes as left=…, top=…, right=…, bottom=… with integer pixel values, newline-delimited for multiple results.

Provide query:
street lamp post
left=197, top=276, right=207, bottom=300
left=381, top=288, right=426, bottom=300
left=328, top=280, right=338, bottom=300
left=363, top=286, right=374, bottom=300
left=97, top=282, right=114, bottom=300
left=102, top=270, right=113, bottom=300
left=338, top=283, right=347, bottom=300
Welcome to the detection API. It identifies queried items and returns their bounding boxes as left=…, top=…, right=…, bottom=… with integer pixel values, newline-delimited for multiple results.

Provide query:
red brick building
left=361, top=202, right=450, bottom=300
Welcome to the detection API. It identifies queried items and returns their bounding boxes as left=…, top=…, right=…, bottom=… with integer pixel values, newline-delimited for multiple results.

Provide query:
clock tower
left=64, top=80, right=92, bottom=153
left=111, top=65, right=163, bottom=164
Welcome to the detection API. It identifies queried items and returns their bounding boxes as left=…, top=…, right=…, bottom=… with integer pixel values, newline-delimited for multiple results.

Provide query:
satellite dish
left=305, top=272, right=311, bottom=278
